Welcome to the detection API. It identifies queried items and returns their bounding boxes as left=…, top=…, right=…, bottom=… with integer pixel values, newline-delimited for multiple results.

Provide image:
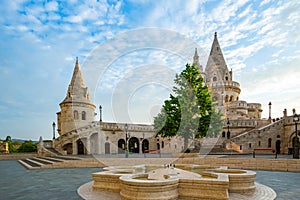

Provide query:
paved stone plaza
left=0, top=159, right=299, bottom=199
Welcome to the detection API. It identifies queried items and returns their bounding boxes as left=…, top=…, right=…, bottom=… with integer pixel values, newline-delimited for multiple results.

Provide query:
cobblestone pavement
left=0, top=160, right=299, bottom=200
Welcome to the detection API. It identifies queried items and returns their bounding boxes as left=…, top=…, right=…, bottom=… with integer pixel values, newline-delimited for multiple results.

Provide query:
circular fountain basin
left=120, top=173, right=179, bottom=200
left=210, top=168, right=256, bottom=193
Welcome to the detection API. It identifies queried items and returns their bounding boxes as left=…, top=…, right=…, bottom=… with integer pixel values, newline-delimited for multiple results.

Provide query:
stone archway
left=63, top=143, right=73, bottom=155
left=105, top=142, right=110, bottom=154
left=276, top=140, right=281, bottom=154
left=77, top=139, right=85, bottom=155
left=129, top=137, right=139, bottom=153
left=118, top=139, right=125, bottom=154
left=142, top=139, right=149, bottom=153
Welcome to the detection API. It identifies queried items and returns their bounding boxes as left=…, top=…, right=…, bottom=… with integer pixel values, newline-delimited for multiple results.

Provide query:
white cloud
left=45, top=1, right=58, bottom=12
left=260, top=0, right=272, bottom=7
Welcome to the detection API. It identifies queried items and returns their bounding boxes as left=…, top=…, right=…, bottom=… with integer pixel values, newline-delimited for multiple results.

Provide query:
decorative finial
left=214, top=32, right=217, bottom=37
left=76, top=57, right=78, bottom=65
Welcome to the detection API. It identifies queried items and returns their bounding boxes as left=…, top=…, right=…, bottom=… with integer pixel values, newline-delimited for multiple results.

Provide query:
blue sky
left=0, top=0, right=299, bottom=140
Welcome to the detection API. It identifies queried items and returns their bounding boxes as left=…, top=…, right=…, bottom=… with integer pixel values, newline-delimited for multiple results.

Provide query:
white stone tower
left=192, top=48, right=206, bottom=80
left=56, top=57, right=96, bottom=135
left=205, top=32, right=241, bottom=117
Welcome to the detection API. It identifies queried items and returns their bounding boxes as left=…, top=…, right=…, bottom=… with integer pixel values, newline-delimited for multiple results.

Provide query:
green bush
left=18, top=140, right=37, bottom=152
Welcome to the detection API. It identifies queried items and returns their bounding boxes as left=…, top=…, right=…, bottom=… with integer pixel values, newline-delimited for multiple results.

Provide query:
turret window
left=225, top=76, right=228, bottom=81
left=268, top=138, right=272, bottom=148
left=74, top=110, right=79, bottom=120
left=82, top=111, right=86, bottom=120
left=213, top=77, right=217, bottom=82
left=225, top=95, right=229, bottom=102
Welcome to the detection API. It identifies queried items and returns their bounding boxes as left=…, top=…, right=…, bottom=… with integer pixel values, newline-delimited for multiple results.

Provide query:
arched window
left=162, top=141, right=164, bottom=149
left=213, top=77, right=217, bottom=82
left=258, top=141, right=261, bottom=146
left=230, top=96, right=234, bottom=102
left=225, top=95, right=229, bottom=102
left=74, top=110, right=79, bottom=120
left=225, top=76, right=228, bottom=81
left=82, top=111, right=86, bottom=120
left=268, top=138, right=272, bottom=148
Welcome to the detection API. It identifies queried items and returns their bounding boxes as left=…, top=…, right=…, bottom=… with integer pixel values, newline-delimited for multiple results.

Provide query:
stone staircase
left=191, top=138, right=240, bottom=155
left=44, top=147, right=63, bottom=155
left=18, top=156, right=105, bottom=170
left=230, top=119, right=284, bottom=153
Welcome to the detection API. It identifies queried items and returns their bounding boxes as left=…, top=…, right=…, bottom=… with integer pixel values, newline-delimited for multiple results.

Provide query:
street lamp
left=293, top=113, right=299, bottom=159
left=99, top=105, right=102, bottom=122
left=125, top=123, right=129, bottom=158
left=52, top=122, right=56, bottom=139
left=268, top=102, right=272, bottom=120
left=142, top=133, right=145, bottom=158
left=227, top=118, right=230, bottom=139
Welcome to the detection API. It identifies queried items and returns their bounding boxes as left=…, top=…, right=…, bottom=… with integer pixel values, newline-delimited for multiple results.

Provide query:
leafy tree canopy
left=154, top=64, right=223, bottom=149
left=18, top=140, right=37, bottom=153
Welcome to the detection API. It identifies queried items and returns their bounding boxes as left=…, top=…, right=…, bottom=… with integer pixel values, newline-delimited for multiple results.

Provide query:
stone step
left=18, top=156, right=105, bottom=170
left=18, top=159, right=41, bottom=169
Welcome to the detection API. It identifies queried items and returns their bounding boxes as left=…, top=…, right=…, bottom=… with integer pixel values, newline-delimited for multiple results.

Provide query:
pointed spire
left=70, top=57, right=85, bottom=88
left=193, top=48, right=199, bottom=66
left=193, top=48, right=204, bottom=73
left=205, top=32, right=229, bottom=82
left=60, top=57, right=93, bottom=105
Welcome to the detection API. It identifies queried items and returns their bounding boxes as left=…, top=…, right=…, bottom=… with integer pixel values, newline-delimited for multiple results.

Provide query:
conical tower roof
left=205, top=32, right=229, bottom=82
left=60, top=57, right=94, bottom=106
left=193, top=48, right=204, bottom=72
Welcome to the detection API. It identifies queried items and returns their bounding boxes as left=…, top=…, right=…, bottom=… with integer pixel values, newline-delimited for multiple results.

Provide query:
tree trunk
left=184, top=135, right=189, bottom=150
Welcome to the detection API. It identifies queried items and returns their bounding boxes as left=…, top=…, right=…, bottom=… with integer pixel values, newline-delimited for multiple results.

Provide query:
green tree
left=154, top=64, right=223, bottom=149
left=154, top=94, right=180, bottom=138
left=5, top=136, right=12, bottom=142
left=4, top=135, right=17, bottom=153
left=18, top=140, right=37, bottom=152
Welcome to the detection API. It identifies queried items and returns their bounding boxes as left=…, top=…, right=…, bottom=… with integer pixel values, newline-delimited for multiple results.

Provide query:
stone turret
left=56, top=57, right=96, bottom=135
left=193, top=48, right=205, bottom=80
left=205, top=32, right=231, bottom=82
left=205, top=32, right=241, bottom=116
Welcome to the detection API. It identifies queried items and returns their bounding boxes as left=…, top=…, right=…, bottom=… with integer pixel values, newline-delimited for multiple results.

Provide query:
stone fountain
left=78, top=164, right=276, bottom=200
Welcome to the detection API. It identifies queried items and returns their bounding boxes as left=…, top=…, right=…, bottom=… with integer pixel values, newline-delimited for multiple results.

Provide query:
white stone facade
left=48, top=33, right=298, bottom=156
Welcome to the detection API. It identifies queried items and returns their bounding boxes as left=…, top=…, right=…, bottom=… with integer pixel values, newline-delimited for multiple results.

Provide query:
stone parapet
left=174, top=157, right=300, bottom=172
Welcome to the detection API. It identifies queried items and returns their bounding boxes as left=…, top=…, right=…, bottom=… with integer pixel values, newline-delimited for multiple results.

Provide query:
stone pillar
left=86, top=138, right=90, bottom=155
left=72, top=139, right=77, bottom=155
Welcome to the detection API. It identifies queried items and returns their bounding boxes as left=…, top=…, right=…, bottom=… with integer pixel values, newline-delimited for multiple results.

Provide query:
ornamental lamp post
left=52, top=122, right=56, bottom=139
left=227, top=118, right=230, bottom=139
left=268, top=102, right=272, bottom=120
left=99, top=105, right=102, bottom=122
left=125, top=123, right=129, bottom=158
left=293, top=113, right=299, bottom=159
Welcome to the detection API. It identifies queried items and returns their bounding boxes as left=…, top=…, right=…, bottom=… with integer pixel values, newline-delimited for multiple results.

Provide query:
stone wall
left=174, top=157, right=300, bottom=172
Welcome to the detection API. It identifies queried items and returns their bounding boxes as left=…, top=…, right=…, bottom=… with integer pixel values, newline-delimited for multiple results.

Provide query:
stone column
left=72, top=139, right=77, bottom=155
